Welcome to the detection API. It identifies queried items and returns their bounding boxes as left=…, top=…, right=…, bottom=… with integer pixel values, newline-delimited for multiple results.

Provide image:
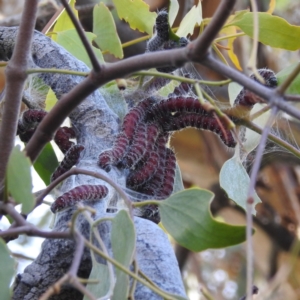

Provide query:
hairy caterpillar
left=17, top=109, right=47, bottom=134
left=146, top=11, right=189, bottom=73
left=17, top=110, right=77, bottom=153
left=120, top=123, right=147, bottom=168
left=98, top=133, right=129, bottom=172
left=51, top=184, right=108, bottom=213
left=146, top=96, right=208, bottom=121
left=163, top=112, right=236, bottom=147
left=146, top=11, right=169, bottom=53
left=156, top=148, right=176, bottom=198
left=135, top=135, right=170, bottom=197
left=126, top=151, right=160, bottom=188
left=122, top=97, right=156, bottom=140
left=234, top=69, right=277, bottom=107
left=98, top=98, right=157, bottom=172
left=139, top=204, right=160, bottom=224
left=51, top=144, right=85, bottom=182
left=54, top=126, right=76, bottom=154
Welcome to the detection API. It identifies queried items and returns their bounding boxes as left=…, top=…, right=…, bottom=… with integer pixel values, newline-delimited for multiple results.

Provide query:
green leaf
left=219, top=156, right=261, bottom=210
left=111, top=210, right=136, bottom=300
left=229, top=12, right=300, bottom=51
left=45, top=87, right=58, bottom=111
left=112, top=0, right=157, bottom=35
left=52, top=0, right=77, bottom=41
left=277, top=63, right=300, bottom=95
left=0, top=239, right=15, bottom=299
left=169, top=0, right=179, bottom=27
left=33, top=142, right=58, bottom=186
left=176, top=3, right=202, bottom=37
left=84, top=260, right=110, bottom=299
left=56, top=29, right=104, bottom=69
left=159, top=188, right=248, bottom=252
left=93, top=3, right=123, bottom=59
left=6, top=145, right=35, bottom=214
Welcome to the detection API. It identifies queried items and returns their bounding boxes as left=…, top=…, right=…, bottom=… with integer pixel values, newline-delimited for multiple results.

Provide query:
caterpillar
left=126, top=151, right=160, bottom=188
left=146, top=11, right=189, bottom=73
left=51, top=144, right=84, bottom=182
left=146, top=97, right=208, bottom=121
left=156, top=37, right=189, bottom=73
left=163, top=112, right=236, bottom=148
left=234, top=69, right=277, bottom=107
left=54, top=126, right=76, bottom=154
left=17, top=109, right=47, bottom=134
left=139, top=204, right=160, bottom=224
left=146, top=11, right=169, bottom=53
left=18, top=128, right=35, bottom=143
left=98, top=133, right=129, bottom=172
left=135, top=137, right=169, bottom=197
left=120, top=123, right=147, bottom=168
left=156, top=148, right=176, bottom=198
left=51, top=184, right=109, bottom=213
left=122, top=97, right=156, bottom=140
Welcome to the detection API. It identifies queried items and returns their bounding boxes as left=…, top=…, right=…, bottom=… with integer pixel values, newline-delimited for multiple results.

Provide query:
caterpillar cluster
left=17, top=109, right=85, bottom=194
left=51, top=185, right=108, bottom=213
left=17, top=109, right=77, bottom=154
left=146, top=10, right=189, bottom=73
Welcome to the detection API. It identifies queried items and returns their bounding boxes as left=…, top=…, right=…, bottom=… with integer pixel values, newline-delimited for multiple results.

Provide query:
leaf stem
left=26, top=68, right=88, bottom=76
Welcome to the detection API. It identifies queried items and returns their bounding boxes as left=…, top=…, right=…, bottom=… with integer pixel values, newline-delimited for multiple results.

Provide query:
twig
left=60, top=0, right=102, bottom=72
left=189, top=0, right=236, bottom=59
left=0, top=0, right=38, bottom=187
left=201, top=54, right=300, bottom=120
left=246, top=106, right=278, bottom=300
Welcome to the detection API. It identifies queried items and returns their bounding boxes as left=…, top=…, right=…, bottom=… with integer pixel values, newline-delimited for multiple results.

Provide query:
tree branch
left=0, top=1, right=38, bottom=188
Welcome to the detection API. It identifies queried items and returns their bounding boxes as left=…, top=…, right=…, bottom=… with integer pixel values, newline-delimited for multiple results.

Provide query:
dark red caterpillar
left=98, top=133, right=129, bottom=172
left=146, top=97, right=208, bottom=126
left=17, top=109, right=76, bottom=153
left=135, top=134, right=171, bottom=197
left=17, top=109, right=47, bottom=135
left=140, top=147, right=176, bottom=198
left=122, top=97, right=156, bottom=140
left=51, top=144, right=85, bottom=182
left=234, top=69, right=277, bottom=107
left=126, top=151, right=160, bottom=188
left=156, top=148, right=176, bottom=198
left=120, top=123, right=147, bottom=168
left=54, top=126, right=76, bottom=154
left=51, top=184, right=108, bottom=213
left=98, top=98, right=158, bottom=172
left=163, top=113, right=236, bottom=148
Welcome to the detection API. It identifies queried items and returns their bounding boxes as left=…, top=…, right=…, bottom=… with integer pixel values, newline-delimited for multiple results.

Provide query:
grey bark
left=0, top=27, right=186, bottom=299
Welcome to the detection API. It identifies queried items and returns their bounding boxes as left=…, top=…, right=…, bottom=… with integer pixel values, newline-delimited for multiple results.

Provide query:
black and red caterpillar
left=51, top=185, right=108, bottom=213
left=17, top=109, right=77, bottom=154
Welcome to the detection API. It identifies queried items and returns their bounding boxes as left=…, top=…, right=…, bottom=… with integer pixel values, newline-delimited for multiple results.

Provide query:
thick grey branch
left=0, top=27, right=186, bottom=300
